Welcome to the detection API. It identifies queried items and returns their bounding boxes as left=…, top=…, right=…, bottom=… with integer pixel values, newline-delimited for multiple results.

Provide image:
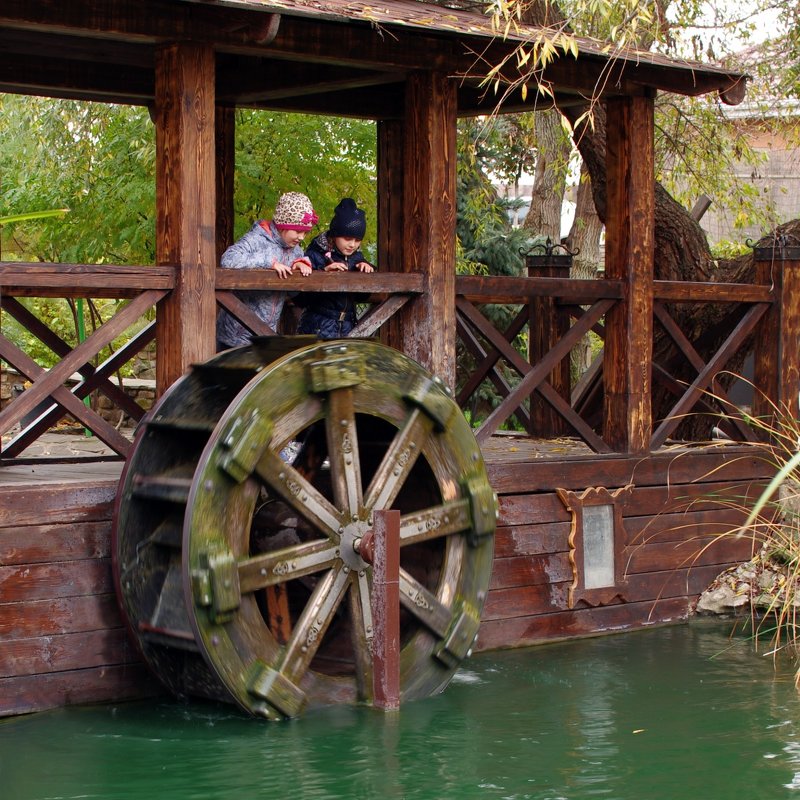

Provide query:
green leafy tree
left=233, top=111, right=377, bottom=257
left=478, top=0, right=799, bottom=233
left=0, top=95, right=156, bottom=265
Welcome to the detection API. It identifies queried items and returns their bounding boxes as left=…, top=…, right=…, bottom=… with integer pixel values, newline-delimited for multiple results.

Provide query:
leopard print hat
left=273, top=192, right=318, bottom=232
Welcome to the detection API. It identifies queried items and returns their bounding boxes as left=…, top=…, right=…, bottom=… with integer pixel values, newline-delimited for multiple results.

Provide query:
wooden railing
left=214, top=269, right=424, bottom=337
left=456, top=275, right=620, bottom=451
left=0, top=263, right=173, bottom=459
left=648, top=281, right=771, bottom=448
left=2, top=251, right=795, bottom=461
left=0, top=264, right=423, bottom=460
left=455, top=273, right=777, bottom=452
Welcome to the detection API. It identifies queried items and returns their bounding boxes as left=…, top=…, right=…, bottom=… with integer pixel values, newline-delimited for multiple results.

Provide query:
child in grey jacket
left=216, top=191, right=317, bottom=349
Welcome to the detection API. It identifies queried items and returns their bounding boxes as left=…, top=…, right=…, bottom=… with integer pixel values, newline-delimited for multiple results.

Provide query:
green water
left=3, top=621, right=800, bottom=800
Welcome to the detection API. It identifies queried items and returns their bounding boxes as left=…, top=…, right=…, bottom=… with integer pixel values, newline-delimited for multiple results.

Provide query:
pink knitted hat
left=273, top=192, right=318, bottom=232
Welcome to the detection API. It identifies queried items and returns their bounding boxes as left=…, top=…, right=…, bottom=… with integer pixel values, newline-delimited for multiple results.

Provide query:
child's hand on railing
left=270, top=259, right=292, bottom=278
left=291, top=257, right=313, bottom=276
left=323, top=253, right=347, bottom=272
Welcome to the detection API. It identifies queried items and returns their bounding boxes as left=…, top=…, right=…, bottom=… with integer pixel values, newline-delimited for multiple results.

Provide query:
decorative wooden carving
left=557, top=485, right=632, bottom=608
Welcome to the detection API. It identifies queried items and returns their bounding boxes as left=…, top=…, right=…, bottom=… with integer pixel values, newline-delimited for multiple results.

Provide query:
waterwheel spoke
left=400, top=499, right=472, bottom=547
left=255, top=447, right=345, bottom=539
left=325, top=386, right=363, bottom=516
left=398, top=568, right=451, bottom=638
left=348, top=570, right=374, bottom=702
left=275, top=563, right=353, bottom=685
left=363, top=409, right=434, bottom=512
left=237, top=539, right=339, bottom=592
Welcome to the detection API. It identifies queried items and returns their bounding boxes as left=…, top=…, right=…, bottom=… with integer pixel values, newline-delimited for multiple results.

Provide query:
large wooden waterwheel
left=113, top=338, right=496, bottom=719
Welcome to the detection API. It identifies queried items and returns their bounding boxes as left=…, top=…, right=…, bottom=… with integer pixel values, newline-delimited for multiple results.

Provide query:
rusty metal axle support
left=364, top=509, right=401, bottom=710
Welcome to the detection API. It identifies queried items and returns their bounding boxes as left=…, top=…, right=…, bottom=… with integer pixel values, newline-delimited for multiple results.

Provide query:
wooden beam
left=654, top=280, right=771, bottom=303
left=214, top=270, right=424, bottom=293
left=0, top=0, right=280, bottom=48
left=215, top=105, right=236, bottom=264
left=0, top=52, right=153, bottom=105
left=401, top=71, right=457, bottom=386
left=377, top=118, right=405, bottom=350
left=456, top=274, right=624, bottom=302
left=227, top=85, right=404, bottom=119
left=216, top=58, right=402, bottom=104
left=527, top=256, right=571, bottom=437
left=155, top=42, right=217, bottom=393
left=753, top=244, right=800, bottom=423
left=0, top=48, right=402, bottom=117
left=456, top=87, right=600, bottom=117
left=0, top=28, right=151, bottom=67
left=0, top=263, right=174, bottom=297
left=462, top=43, right=746, bottom=106
left=602, top=95, right=655, bottom=453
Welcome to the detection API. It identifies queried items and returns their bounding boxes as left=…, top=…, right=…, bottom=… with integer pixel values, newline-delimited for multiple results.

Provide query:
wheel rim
left=114, top=339, right=496, bottom=719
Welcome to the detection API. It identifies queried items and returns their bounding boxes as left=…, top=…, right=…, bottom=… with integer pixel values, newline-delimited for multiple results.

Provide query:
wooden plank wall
left=478, top=448, right=770, bottom=651
left=0, top=447, right=770, bottom=717
left=0, top=481, right=156, bottom=717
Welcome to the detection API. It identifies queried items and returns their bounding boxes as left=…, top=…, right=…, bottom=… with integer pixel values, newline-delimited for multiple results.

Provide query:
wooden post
left=154, top=42, right=217, bottom=393
left=371, top=509, right=400, bottom=711
left=753, top=241, right=800, bottom=424
left=401, top=71, right=457, bottom=387
left=377, top=118, right=405, bottom=352
left=602, top=95, right=655, bottom=453
left=527, top=250, right=571, bottom=436
left=216, top=105, right=236, bottom=265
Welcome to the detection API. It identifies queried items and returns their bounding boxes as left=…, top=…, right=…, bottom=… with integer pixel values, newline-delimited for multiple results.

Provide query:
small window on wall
left=556, top=486, right=632, bottom=608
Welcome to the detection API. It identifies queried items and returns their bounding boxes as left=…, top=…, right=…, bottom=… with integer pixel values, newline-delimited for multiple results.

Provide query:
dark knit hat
left=328, top=198, right=366, bottom=239
left=273, top=192, right=318, bottom=231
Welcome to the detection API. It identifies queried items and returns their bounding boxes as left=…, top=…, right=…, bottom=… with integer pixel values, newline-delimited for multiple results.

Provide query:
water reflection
left=2, top=622, right=800, bottom=799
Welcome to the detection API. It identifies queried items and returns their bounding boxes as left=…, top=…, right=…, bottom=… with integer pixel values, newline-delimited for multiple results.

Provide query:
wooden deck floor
left=0, top=431, right=125, bottom=485
left=0, top=429, right=597, bottom=487
left=0, top=427, right=752, bottom=487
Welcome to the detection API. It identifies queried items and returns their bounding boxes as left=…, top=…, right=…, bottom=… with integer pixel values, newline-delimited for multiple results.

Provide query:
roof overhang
left=0, top=0, right=748, bottom=116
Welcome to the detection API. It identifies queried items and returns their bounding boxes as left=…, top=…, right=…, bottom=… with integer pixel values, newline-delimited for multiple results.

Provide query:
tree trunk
left=566, top=163, right=603, bottom=280
left=563, top=103, right=750, bottom=437
left=566, top=163, right=604, bottom=377
left=522, top=108, right=570, bottom=241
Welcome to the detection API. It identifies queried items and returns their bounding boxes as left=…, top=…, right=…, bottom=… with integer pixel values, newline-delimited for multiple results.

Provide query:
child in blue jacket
left=297, top=198, right=374, bottom=339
